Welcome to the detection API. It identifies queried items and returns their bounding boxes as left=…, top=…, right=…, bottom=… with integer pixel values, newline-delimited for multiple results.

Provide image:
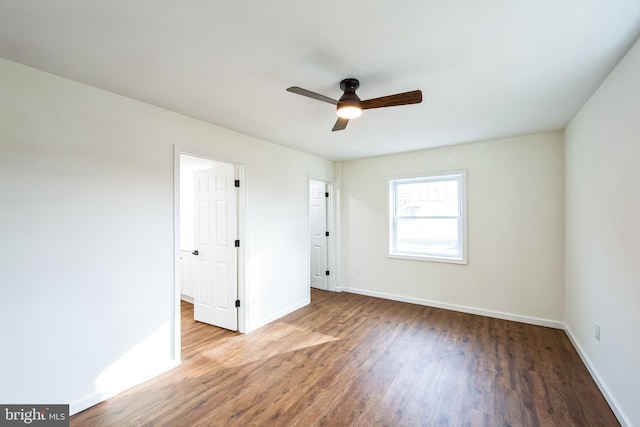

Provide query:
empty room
left=1, top=1, right=639, bottom=426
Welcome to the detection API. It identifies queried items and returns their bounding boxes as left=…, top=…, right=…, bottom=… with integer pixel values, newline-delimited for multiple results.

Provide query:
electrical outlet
left=594, top=323, right=601, bottom=341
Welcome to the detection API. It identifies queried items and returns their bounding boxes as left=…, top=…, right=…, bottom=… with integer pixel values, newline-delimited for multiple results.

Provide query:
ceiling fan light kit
left=286, top=78, right=422, bottom=131
left=337, top=105, right=362, bottom=119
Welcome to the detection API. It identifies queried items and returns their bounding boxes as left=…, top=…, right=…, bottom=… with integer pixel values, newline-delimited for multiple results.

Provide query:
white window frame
left=387, top=170, right=467, bottom=264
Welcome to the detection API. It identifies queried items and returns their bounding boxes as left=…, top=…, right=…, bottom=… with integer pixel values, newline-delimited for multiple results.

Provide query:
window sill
left=388, top=253, right=467, bottom=265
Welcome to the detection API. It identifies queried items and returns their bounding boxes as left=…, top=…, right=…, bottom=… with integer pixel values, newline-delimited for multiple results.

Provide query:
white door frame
left=326, top=181, right=337, bottom=292
left=172, top=146, right=247, bottom=361
left=308, top=177, right=337, bottom=292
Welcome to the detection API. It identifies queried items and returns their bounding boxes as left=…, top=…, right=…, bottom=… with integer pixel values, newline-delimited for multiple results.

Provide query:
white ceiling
left=1, top=1, right=639, bottom=161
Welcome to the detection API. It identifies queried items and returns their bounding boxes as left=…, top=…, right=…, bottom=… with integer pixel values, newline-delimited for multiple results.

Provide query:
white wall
left=0, top=58, right=332, bottom=413
left=565, top=37, right=640, bottom=427
left=339, top=132, right=565, bottom=325
left=180, top=167, right=196, bottom=250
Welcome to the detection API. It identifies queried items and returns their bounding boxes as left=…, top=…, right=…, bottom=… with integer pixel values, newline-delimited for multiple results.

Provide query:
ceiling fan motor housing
left=338, top=78, right=362, bottom=108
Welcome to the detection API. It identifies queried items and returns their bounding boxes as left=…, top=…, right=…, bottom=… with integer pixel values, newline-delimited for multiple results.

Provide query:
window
left=388, top=170, right=467, bottom=264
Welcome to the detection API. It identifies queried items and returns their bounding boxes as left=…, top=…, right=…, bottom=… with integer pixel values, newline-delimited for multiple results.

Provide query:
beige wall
left=565, top=37, right=640, bottom=426
left=339, top=132, right=565, bottom=324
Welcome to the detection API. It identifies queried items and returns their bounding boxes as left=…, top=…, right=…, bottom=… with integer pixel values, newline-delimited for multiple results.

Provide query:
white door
left=310, top=180, right=329, bottom=290
left=193, top=163, right=238, bottom=330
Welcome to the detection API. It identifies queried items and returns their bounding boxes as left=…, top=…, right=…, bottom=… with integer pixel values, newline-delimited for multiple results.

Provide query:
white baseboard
left=180, top=294, right=194, bottom=304
left=341, top=286, right=564, bottom=329
left=563, top=325, right=630, bottom=427
left=70, top=359, right=180, bottom=416
left=248, top=298, right=310, bottom=332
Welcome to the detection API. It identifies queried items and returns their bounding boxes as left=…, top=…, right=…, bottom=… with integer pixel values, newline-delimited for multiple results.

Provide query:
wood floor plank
left=71, top=290, right=619, bottom=426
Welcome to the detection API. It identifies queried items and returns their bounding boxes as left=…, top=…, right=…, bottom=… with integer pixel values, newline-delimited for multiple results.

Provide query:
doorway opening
left=173, top=148, right=246, bottom=360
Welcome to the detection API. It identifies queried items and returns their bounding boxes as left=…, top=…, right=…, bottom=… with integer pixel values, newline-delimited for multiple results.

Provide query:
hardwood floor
left=71, top=290, right=618, bottom=426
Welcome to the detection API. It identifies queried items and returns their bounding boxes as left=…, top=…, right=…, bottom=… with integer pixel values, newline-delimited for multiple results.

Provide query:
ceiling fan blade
left=332, top=117, right=349, bottom=131
left=361, top=90, right=422, bottom=110
left=286, top=86, right=338, bottom=105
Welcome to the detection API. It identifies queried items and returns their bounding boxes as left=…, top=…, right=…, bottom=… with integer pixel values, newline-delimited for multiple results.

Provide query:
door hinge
left=235, top=239, right=240, bottom=247
left=235, top=299, right=240, bottom=308
left=325, top=192, right=329, bottom=198
left=235, top=179, right=240, bottom=188
left=325, top=231, right=329, bottom=237
left=325, top=270, right=330, bottom=276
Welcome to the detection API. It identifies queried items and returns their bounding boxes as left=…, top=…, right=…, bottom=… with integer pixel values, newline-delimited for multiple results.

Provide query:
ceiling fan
left=286, top=78, right=423, bottom=131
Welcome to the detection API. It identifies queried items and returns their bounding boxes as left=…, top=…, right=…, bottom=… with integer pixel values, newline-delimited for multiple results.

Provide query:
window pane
left=396, top=217, right=460, bottom=257
left=396, top=179, right=459, bottom=217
